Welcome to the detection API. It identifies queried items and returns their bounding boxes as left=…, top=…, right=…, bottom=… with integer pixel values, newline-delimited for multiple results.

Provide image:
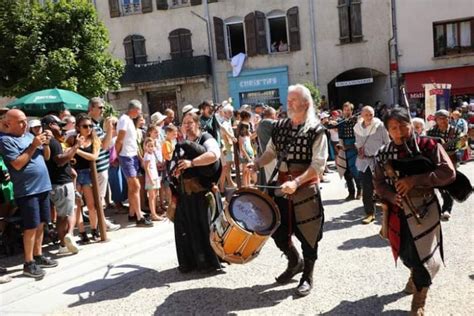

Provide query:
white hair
left=223, top=104, right=234, bottom=113
left=412, top=117, right=425, bottom=129
left=288, top=84, right=319, bottom=133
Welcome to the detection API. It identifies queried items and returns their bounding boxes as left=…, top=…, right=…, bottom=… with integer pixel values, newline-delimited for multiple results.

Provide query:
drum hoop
left=228, top=187, right=281, bottom=235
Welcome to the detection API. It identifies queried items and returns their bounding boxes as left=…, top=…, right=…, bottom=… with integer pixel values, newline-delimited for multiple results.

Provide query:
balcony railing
left=121, top=55, right=212, bottom=85
left=122, top=3, right=141, bottom=16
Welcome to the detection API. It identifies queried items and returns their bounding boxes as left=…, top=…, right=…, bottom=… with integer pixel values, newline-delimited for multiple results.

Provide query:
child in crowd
left=238, top=110, right=255, bottom=187
left=162, top=125, right=178, bottom=210
left=143, top=138, right=164, bottom=221
left=146, top=125, right=166, bottom=213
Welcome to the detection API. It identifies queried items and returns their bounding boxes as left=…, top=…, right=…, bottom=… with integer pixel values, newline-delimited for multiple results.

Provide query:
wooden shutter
left=471, top=19, right=474, bottom=48
left=109, top=0, right=120, bottom=18
left=350, top=0, right=363, bottom=42
left=123, top=36, right=134, bottom=65
left=287, top=6, right=301, bottom=51
left=169, top=30, right=181, bottom=60
left=190, top=0, right=202, bottom=6
left=133, top=35, right=147, bottom=64
left=255, top=11, right=267, bottom=55
left=338, top=0, right=350, bottom=43
left=180, top=30, right=193, bottom=58
left=245, top=12, right=257, bottom=57
left=156, top=0, right=168, bottom=10
left=213, top=17, right=226, bottom=60
left=141, top=0, right=153, bottom=13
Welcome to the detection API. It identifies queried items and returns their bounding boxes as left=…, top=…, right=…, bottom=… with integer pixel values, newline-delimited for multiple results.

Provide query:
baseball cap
left=182, top=104, right=199, bottom=116
left=28, top=119, right=41, bottom=128
left=320, top=111, right=330, bottom=119
left=41, top=115, right=66, bottom=127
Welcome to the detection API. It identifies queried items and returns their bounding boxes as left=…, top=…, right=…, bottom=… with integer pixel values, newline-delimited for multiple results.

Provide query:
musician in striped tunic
left=374, top=108, right=455, bottom=316
left=427, top=109, right=461, bottom=221
left=252, top=84, right=327, bottom=297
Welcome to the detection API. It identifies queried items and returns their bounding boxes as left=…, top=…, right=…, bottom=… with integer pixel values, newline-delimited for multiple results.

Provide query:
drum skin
left=210, top=188, right=280, bottom=264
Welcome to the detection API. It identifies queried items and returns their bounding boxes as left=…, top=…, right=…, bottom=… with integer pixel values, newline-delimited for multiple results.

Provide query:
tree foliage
left=303, top=82, right=321, bottom=111
left=0, top=0, right=123, bottom=98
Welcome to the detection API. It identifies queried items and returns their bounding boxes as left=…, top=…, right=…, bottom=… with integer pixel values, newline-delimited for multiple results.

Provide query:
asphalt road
left=1, top=163, right=473, bottom=315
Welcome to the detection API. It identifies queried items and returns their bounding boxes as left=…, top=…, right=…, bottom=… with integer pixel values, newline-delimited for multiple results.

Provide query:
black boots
left=275, top=245, right=304, bottom=284
left=296, top=258, right=315, bottom=297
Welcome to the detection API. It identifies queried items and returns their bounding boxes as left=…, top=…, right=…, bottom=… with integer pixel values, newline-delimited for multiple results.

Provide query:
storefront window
left=239, top=89, right=280, bottom=108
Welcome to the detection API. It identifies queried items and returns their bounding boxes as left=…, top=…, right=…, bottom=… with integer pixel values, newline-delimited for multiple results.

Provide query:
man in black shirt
left=42, top=115, right=82, bottom=254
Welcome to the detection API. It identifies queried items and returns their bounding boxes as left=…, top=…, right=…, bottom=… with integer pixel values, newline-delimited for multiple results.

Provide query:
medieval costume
left=173, top=132, right=222, bottom=273
left=374, top=136, right=455, bottom=315
left=427, top=110, right=461, bottom=219
left=262, top=117, right=328, bottom=296
left=337, top=116, right=361, bottom=199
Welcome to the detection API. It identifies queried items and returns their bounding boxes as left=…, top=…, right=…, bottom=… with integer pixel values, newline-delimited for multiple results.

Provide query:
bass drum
left=210, top=188, right=280, bottom=264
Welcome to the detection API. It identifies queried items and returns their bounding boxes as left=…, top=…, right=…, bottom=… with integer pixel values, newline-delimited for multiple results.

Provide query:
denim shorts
left=15, top=191, right=51, bottom=230
left=77, top=169, right=92, bottom=186
left=50, top=183, right=75, bottom=217
left=118, top=155, right=140, bottom=178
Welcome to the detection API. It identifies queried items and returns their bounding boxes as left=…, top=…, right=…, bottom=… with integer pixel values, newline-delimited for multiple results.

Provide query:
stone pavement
left=0, top=163, right=473, bottom=315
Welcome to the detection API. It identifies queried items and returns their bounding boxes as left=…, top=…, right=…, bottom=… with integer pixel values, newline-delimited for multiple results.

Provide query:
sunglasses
left=81, top=124, right=93, bottom=129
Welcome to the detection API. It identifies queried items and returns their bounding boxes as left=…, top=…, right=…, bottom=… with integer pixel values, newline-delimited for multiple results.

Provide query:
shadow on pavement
left=323, top=206, right=364, bottom=232
left=64, top=264, right=221, bottom=308
left=154, top=283, right=295, bottom=315
left=337, top=234, right=389, bottom=251
left=321, top=291, right=407, bottom=315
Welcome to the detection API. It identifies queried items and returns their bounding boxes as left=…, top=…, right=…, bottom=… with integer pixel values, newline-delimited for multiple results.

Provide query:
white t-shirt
left=117, top=114, right=137, bottom=157
left=144, top=152, right=159, bottom=180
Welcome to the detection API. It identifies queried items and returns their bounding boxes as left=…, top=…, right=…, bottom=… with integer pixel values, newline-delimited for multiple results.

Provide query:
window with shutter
left=141, top=0, right=153, bottom=13
left=245, top=12, right=257, bottom=57
left=287, top=6, right=300, bottom=51
left=123, top=36, right=134, bottom=65
left=226, top=21, right=246, bottom=58
left=121, top=0, right=142, bottom=16
left=109, top=0, right=121, bottom=18
left=255, top=11, right=268, bottom=55
left=213, top=17, right=227, bottom=60
left=337, top=0, right=350, bottom=43
left=338, top=0, right=363, bottom=44
left=267, top=10, right=288, bottom=53
left=169, top=29, right=193, bottom=59
left=156, top=0, right=168, bottom=10
left=123, top=35, right=147, bottom=65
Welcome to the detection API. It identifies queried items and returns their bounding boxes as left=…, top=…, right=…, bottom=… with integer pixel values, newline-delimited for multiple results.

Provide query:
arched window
left=169, top=29, right=193, bottom=59
left=123, top=35, right=147, bottom=65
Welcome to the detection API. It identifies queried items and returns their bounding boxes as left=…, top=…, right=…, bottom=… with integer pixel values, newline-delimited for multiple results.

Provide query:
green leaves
left=0, top=0, right=124, bottom=98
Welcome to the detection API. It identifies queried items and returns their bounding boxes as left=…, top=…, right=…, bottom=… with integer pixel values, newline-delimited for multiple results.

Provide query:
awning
left=404, top=65, right=474, bottom=96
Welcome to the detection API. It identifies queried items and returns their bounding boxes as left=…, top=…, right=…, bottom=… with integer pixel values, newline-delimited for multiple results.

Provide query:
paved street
left=1, top=163, right=473, bottom=315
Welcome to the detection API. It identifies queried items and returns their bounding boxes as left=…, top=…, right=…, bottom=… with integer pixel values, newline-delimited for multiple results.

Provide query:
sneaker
left=106, top=220, right=121, bottom=232
left=79, top=232, right=90, bottom=244
left=128, top=214, right=137, bottom=222
left=34, top=255, right=58, bottom=268
left=136, top=217, right=154, bottom=227
left=345, top=193, right=355, bottom=201
left=58, top=245, right=70, bottom=255
left=90, top=229, right=100, bottom=241
left=441, top=211, right=451, bottom=221
left=0, top=275, right=12, bottom=284
left=64, top=233, right=79, bottom=254
left=23, top=261, right=46, bottom=279
left=362, top=214, right=375, bottom=224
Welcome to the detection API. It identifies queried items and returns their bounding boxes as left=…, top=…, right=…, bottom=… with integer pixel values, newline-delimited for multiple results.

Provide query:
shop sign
left=409, top=92, right=425, bottom=99
left=429, top=89, right=444, bottom=95
left=239, top=77, right=278, bottom=88
left=335, top=77, right=374, bottom=87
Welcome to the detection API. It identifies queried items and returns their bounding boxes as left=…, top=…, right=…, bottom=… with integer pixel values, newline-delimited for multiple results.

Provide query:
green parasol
left=7, top=88, right=89, bottom=116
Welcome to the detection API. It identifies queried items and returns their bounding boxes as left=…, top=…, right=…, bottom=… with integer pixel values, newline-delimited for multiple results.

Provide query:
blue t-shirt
left=0, top=132, right=52, bottom=198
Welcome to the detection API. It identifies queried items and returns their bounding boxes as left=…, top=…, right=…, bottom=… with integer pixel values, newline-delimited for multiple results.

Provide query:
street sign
left=335, top=77, right=374, bottom=87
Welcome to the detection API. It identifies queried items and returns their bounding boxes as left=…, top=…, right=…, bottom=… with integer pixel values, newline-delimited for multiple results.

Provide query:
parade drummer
left=373, top=108, right=455, bottom=316
left=250, top=84, right=328, bottom=297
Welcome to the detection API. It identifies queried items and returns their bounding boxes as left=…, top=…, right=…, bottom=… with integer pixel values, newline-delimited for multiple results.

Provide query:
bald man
left=0, top=109, right=57, bottom=279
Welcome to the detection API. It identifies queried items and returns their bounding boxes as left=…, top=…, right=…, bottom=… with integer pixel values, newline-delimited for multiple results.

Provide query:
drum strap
left=287, top=175, right=294, bottom=245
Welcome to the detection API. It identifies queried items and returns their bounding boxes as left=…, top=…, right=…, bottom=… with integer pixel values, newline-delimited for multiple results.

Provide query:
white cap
left=28, top=119, right=41, bottom=128
left=182, top=104, right=199, bottom=116
left=319, top=111, right=330, bottom=119
left=150, top=112, right=166, bottom=124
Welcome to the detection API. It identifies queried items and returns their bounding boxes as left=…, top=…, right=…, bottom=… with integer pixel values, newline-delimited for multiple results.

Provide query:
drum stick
left=255, top=185, right=282, bottom=189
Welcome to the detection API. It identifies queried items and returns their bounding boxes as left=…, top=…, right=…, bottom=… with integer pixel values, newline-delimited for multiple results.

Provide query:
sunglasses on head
left=81, top=124, right=93, bottom=129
